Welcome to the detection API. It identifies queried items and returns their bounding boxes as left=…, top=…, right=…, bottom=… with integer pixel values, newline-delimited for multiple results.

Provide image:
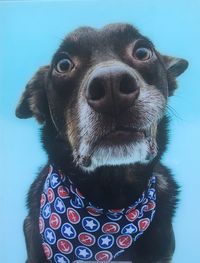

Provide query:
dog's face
left=16, top=23, right=188, bottom=172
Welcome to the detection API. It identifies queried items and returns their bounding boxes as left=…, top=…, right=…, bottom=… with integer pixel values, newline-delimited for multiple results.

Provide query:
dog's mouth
left=94, top=123, right=157, bottom=146
left=100, top=126, right=146, bottom=145
left=73, top=122, right=158, bottom=169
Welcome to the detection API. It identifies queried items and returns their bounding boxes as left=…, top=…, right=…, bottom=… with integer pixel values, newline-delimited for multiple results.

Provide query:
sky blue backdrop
left=1, top=0, right=200, bottom=262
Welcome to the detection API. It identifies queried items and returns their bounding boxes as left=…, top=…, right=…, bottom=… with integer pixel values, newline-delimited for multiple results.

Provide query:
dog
left=16, top=23, right=188, bottom=263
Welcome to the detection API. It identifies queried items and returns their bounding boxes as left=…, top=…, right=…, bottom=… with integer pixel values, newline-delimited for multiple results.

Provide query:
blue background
left=0, top=0, right=200, bottom=262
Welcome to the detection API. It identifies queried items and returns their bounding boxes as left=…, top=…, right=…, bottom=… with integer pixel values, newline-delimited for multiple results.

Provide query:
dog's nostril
left=88, top=79, right=105, bottom=101
left=119, top=75, right=137, bottom=95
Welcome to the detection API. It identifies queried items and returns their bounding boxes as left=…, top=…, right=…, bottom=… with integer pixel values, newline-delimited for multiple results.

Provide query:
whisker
left=166, top=105, right=182, bottom=120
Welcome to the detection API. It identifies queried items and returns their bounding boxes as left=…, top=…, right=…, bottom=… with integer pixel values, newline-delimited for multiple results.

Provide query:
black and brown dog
left=16, top=23, right=188, bottom=263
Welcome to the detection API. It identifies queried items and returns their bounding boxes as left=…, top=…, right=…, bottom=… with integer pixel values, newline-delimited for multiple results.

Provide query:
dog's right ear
left=15, top=66, right=50, bottom=123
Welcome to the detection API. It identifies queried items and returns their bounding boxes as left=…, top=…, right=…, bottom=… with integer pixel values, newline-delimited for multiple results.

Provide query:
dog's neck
left=60, top=161, right=154, bottom=209
left=75, top=165, right=152, bottom=209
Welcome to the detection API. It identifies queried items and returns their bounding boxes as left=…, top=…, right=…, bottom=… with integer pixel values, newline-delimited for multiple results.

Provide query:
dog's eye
left=134, top=47, right=152, bottom=61
left=55, top=58, right=74, bottom=73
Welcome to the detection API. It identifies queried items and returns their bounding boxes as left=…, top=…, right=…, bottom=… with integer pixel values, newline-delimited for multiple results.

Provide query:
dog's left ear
left=162, top=55, right=189, bottom=95
left=15, top=65, right=50, bottom=123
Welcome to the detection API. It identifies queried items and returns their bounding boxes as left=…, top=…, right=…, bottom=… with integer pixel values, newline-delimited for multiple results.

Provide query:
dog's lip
left=98, top=126, right=147, bottom=146
left=110, top=126, right=151, bottom=137
left=88, top=125, right=154, bottom=150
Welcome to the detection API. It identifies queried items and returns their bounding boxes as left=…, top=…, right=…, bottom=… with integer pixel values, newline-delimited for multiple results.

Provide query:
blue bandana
left=39, top=165, right=156, bottom=262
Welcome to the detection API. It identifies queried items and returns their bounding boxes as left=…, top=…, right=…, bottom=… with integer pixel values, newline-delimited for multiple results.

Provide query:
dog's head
left=16, top=23, right=188, bottom=172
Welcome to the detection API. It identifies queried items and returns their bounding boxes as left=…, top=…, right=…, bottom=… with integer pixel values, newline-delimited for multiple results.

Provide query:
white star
left=56, top=200, right=64, bottom=210
left=46, top=230, right=54, bottom=241
left=44, top=205, right=50, bottom=216
left=57, top=256, right=67, bottom=263
left=125, top=225, right=136, bottom=234
left=101, top=236, right=111, bottom=246
left=64, top=226, right=73, bottom=236
left=78, top=248, right=89, bottom=258
left=85, top=219, right=96, bottom=229
left=52, top=175, right=58, bottom=185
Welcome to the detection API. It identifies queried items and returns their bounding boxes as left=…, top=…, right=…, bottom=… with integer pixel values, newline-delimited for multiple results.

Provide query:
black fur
left=16, top=23, right=188, bottom=263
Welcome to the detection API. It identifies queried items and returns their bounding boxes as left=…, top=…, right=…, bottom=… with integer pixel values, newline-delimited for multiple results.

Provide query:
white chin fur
left=80, top=140, right=150, bottom=173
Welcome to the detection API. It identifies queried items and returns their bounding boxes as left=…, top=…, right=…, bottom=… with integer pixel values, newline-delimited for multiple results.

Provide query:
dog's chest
left=39, top=165, right=156, bottom=262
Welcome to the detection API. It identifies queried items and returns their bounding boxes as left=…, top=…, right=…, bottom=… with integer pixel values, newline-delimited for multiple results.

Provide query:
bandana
left=39, top=164, right=156, bottom=262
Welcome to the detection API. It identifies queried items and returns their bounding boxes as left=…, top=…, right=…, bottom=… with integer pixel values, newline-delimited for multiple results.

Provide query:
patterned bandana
left=39, top=164, right=156, bottom=262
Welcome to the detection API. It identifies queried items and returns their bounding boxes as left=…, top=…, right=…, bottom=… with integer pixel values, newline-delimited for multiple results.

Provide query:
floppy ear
left=15, top=65, right=50, bottom=123
left=163, top=56, right=188, bottom=77
left=162, top=55, right=189, bottom=96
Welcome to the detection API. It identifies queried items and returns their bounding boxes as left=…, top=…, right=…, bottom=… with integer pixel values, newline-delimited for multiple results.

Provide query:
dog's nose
left=86, top=65, right=139, bottom=115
